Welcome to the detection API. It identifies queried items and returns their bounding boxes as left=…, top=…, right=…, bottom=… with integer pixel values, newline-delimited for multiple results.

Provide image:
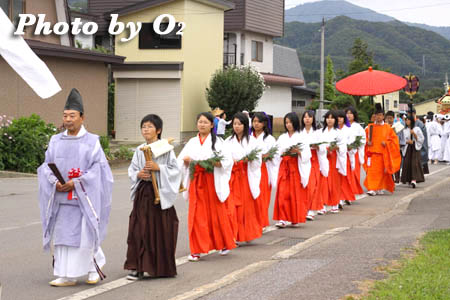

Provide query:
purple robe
left=37, top=128, right=113, bottom=253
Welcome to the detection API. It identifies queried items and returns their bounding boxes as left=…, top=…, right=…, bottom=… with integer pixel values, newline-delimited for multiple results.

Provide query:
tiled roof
left=273, top=44, right=304, bottom=83
left=87, top=0, right=146, bottom=34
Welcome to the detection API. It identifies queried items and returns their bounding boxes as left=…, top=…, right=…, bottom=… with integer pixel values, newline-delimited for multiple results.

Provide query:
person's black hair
left=385, top=110, right=395, bottom=118
left=196, top=112, right=217, bottom=151
left=375, top=103, right=384, bottom=115
left=345, top=106, right=359, bottom=123
left=323, top=110, right=338, bottom=131
left=252, top=112, right=270, bottom=140
left=406, top=114, right=415, bottom=129
left=336, top=110, right=350, bottom=127
left=219, top=112, right=226, bottom=118
left=79, top=112, right=84, bottom=117
left=301, top=110, right=317, bottom=131
left=284, top=112, right=301, bottom=133
left=232, top=112, right=250, bottom=143
left=140, top=114, right=163, bottom=139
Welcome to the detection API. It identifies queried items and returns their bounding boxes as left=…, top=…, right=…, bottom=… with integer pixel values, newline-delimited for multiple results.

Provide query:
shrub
left=206, top=65, right=265, bottom=118
left=99, top=135, right=112, bottom=160
left=1, top=114, right=57, bottom=173
left=112, top=145, right=134, bottom=160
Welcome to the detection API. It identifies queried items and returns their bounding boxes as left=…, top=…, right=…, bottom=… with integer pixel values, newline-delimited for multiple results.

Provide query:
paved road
left=0, top=164, right=448, bottom=300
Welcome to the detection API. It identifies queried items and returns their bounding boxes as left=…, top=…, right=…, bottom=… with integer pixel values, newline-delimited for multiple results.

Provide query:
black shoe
left=126, top=271, right=143, bottom=281
left=345, top=200, right=352, bottom=206
left=338, top=204, right=343, bottom=210
left=411, top=182, right=416, bottom=189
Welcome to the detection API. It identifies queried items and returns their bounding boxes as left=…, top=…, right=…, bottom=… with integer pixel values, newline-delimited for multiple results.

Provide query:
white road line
left=55, top=165, right=450, bottom=300
left=0, top=221, right=41, bottom=232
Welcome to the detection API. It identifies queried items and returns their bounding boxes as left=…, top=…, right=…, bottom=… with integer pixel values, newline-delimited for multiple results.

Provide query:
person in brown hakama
left=124, top=114, right=182, bottom=280
left=401, top=115, right=425, bottom=188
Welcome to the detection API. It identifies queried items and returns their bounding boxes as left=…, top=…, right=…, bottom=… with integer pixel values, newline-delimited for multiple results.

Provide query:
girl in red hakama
left=346, top=107, right=366, bottom=197
left=273, top=112, right=312, bottom=228
left=226, top=112, right=262, bottom=243
left=252, top=112, right=279, bottom=229
left=319, top=111, right=347, bottom=213
left=336, top=110, right=356, bottom=207
left=177, top=112, right=236, bottom=262
left=300, top=110, right=327, bottom=220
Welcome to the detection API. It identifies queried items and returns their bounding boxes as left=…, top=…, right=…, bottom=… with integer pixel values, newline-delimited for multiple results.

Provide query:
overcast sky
left=285, top=0, right=450, bottom=27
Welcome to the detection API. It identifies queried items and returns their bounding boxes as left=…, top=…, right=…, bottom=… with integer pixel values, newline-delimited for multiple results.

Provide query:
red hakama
left=188, top=165, right=236, bottom=254
left=256, top=162, right=271, bottom=228
left=273, top=156, right=307, bottom=224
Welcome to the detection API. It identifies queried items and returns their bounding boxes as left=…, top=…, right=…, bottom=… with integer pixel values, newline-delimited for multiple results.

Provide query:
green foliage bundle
left=328, top=140, right=339, bottom=152
left=263, top=146, right=278, bottom=162
left=189, top=151, right=223, bottom=179
left=348, top=135, right=363, bottom=150
left=206, top=65, right=265, bottom=118
left=239, top=148, right=261, bottom=162
left=0, top=114, right=57, bottom=173
left=281, top=143, right=303, bottom=157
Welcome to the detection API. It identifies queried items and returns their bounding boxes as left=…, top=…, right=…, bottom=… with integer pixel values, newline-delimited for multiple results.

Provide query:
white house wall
left=256, top=85, right=292, bottom=118
left=242, top=31, right=273, bottom=73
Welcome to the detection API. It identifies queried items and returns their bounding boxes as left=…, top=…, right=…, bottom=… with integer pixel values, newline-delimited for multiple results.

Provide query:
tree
left=206, top=65, right=265, bottom=118
left=324, top=55, right=336, bottom=102
left=348, top=38, right=378, bottom=75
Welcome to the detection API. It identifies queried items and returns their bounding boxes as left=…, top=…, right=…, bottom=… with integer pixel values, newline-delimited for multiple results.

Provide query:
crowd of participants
left=40, top=89, right=448, bottom=285
left=124, top=103, right=433, bottom=280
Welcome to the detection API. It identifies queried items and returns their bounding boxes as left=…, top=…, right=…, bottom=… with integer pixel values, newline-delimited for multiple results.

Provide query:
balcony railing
left=223, top=52, right=236, bottom=67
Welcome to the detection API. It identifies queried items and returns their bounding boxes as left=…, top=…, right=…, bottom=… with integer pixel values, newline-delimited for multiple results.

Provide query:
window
left=68, top=0, right=88, bottom=13
left=139, top=23, right=182, bottom=49
left=394, top=100, right=398, bottom=108
left=1, top=0, right=25, bottom=27
left=251, top=41, right=263, bottom=62
left=385, top=99, right=390, bottom=110
left=292, top=100, right=306, bottom=107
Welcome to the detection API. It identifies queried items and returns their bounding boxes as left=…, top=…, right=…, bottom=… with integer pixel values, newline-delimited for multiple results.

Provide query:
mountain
left=285, top=0, right=450, bottom=41
left=404, top=22, right=450, bottom=41
left=285, top=0, right=395, bottom=23
left=276, top=16, right=450, bottom=90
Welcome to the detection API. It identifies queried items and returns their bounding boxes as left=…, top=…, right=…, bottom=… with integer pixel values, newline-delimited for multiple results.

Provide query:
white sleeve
left=0, top=8, right=61, bottom=99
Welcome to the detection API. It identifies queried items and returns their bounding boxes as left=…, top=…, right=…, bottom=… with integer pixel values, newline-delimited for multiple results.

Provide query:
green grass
left=363, top=229, right=450, bottom=300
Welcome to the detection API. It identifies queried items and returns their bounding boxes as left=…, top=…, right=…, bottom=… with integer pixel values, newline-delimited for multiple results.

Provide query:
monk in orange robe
left=364, top=104, right=401, bottom=195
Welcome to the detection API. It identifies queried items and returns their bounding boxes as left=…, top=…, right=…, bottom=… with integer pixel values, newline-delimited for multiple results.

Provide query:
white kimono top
left=225, top=135, right=262, bottom=199
left=253, top=133, right=280, bottom=188
left=402, top=127, right=425, bottom=157
left=300, top=128, right=329, bottom=177
left=319, top=127, right=347, bottom=176
left=177, top=134, right=233, bottom=202
left=349, top=122, right=367, bottom=165
left=276, top=131, right=311, bottom=188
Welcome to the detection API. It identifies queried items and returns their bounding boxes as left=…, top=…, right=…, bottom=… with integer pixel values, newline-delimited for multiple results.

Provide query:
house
left=414, top=98, right=439, bottom=115
left=111, top=0, right=235, bottom=142
left=373, top=91, right=400, bottom=113
left=223, top=0, right=312, bottom=120
left=0, top=0, right=124, bottom=135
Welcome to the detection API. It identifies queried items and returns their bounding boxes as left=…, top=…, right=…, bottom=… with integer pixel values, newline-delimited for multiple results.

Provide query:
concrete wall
left=255, top=85, right=291, bottom=118
left=415, top=100, right=438, bottom=115
left=0, top=56, right=109, bottom=135
left=23, top=0, right=62, bottom=45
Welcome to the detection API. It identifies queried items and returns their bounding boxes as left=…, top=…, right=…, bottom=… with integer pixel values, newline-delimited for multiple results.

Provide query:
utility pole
left=318, top=17, right=325, bottom=124
left=320, top=18, right=325, bottom=110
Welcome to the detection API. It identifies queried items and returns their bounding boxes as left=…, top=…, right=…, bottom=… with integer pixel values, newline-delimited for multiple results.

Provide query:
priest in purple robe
left=37, top=88, right=113, bottom=287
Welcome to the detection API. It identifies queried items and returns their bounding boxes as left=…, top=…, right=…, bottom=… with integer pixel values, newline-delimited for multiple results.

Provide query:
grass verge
left=349, top=229, right=450, bottom=300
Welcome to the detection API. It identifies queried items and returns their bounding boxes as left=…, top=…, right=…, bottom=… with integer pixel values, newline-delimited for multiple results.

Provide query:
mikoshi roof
left=336, top=67, right=407, bottom=96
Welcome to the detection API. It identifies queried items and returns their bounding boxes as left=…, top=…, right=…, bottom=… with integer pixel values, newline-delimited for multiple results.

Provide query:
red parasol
left=336, top=67, right=407, bottom=96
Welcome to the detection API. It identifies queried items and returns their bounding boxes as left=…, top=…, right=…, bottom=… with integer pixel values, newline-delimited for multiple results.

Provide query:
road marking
left=54, top=165, right=450, bottom=300
left=168, top=261, right=275, bottom=300
left=266, top=237, right=288, bottom=246
left=0, top=221, right=41, bottom=232
left=272, top=227, right=350, bottom=260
